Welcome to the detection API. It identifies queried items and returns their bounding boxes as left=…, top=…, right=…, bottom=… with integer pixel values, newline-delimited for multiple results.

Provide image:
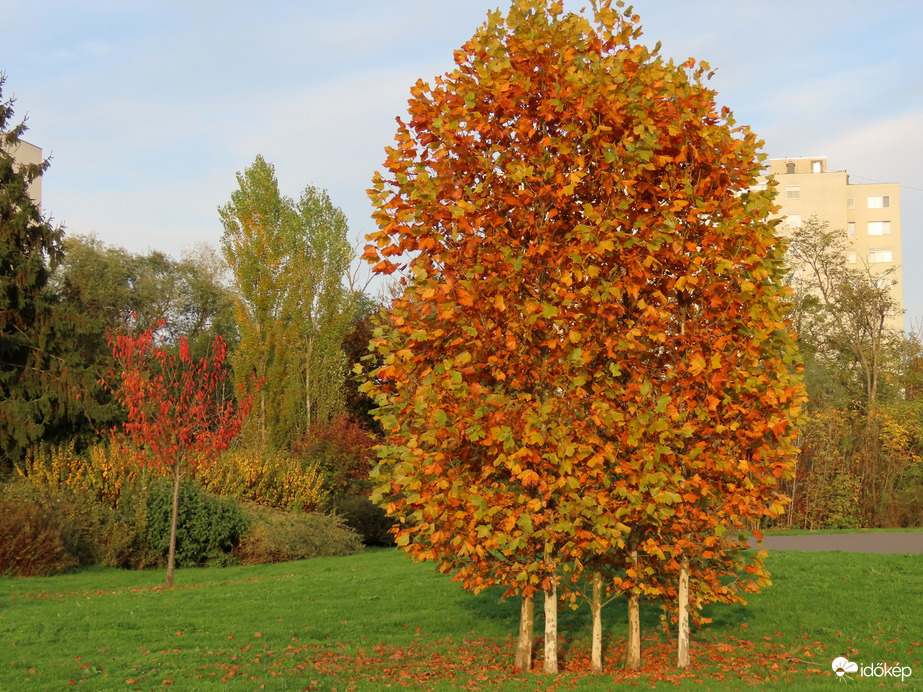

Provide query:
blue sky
left=3, top=0, right=922, bottom=326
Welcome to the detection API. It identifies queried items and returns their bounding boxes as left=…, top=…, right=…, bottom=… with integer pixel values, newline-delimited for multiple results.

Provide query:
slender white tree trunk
left=305, top=334, right=313, bottom=433
left=515, top=594, right=534, bottom=672
left=591, top=570, right=604, bottom=673
left=260, top=387, right=267, bottom=449
left=544, top=577, right=558, bottom=674
left=677, top=557, right=690, bottom=669
left=626, top=548, right=641, bottom=670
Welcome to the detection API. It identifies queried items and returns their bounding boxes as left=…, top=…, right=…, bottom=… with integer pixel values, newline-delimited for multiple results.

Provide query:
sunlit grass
left=1, top=548, right=920, bottom=690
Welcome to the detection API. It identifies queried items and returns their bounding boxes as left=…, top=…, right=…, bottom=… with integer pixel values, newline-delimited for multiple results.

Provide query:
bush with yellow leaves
left=195, top=446, right=328, bottom=513
left=16, top=442, right=163, bottom=507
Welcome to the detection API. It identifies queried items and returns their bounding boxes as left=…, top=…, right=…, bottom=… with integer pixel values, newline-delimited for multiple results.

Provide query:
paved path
left=749, top=532, right=923, bottom=554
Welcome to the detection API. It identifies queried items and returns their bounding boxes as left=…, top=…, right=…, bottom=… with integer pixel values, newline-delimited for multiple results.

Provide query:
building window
left=868, top=221, right=891, bottom=236
left=785, top=213, right=802, bottom=228
left=812, top=160, right=823, bottom=173
left=868, top=249, right=893, bottom=263
left=786, top=185, right=801, bottom=200
left=847, top=251, right=857, bottom=264
left=786, top=162, right=796, bottom=174
left=847, top=222, right=856, bottom=237
left=868, top=195, right=891, bottom=209
left=847, top=196, right=855, bottom=209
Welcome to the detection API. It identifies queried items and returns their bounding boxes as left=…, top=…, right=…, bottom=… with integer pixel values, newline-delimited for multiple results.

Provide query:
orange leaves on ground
left=214, top=633, right=825, bottom=690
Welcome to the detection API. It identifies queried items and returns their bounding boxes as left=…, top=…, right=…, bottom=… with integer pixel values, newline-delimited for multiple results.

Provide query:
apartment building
left=5, top=138, right=44, bottom=206
left=766, top=156, right=903, bottom=324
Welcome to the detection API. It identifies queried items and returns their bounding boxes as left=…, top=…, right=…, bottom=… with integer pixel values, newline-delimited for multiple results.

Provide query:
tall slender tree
left=220, top=156, right=290, bottom=448
left=220, top=156, right=352, bottom=449
left=288, top=186, right=353, bottom=431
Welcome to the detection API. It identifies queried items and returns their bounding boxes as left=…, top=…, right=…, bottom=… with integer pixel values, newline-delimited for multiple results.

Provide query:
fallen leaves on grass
left=183, top=632, right=828, bottom=690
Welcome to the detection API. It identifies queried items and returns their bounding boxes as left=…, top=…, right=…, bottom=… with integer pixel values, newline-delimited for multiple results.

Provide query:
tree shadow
left=460, top=586, right=673, bottom=669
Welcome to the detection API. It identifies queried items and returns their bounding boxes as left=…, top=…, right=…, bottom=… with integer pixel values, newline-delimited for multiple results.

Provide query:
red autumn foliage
left=101, top=322, right=255, bottom=586
left=291, top=415, right=377, bottom=496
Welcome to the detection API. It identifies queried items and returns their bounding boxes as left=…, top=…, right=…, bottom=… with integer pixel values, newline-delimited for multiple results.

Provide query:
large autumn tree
left=361, top=0, right=803, bottom=674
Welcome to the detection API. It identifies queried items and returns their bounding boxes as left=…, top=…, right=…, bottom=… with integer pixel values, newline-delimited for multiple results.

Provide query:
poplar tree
left=220, top=156, right=352, bottom=448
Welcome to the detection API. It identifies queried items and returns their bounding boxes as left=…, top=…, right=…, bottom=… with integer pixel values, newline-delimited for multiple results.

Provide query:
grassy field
left=1, top=547, right=921, bottom=691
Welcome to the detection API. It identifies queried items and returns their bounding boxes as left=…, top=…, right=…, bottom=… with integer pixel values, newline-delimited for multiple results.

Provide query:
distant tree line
left=1, top=75, right=388, bottom=581
left=783, top=217, right=923, bottom=528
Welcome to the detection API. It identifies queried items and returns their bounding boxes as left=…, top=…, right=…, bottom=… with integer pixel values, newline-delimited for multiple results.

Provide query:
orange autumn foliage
left=360, top=0, right=805, bottom=663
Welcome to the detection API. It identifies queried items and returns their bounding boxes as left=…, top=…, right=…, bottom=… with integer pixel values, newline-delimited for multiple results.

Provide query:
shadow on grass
left=459, top=581, right=691, bottom=669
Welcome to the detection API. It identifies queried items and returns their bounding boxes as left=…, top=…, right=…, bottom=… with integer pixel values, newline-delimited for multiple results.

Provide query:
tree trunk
left=305, top=334, right=313, bottom=433
left=515, top=594, right=534, bottom=672
left=677, top=557, right=690, bottom=669
left=260, top=387, right=267, bottom=449
left=626, top=548, right=641, bottom=670
left=590, top=569, right=604, bottom=673
left=544, top=577, right=558, bottom=674
left=166, top=462, right=181, bottom=588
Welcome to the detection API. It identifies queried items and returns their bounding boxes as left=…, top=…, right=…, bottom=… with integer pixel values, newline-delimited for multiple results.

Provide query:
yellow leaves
left=20, top=442, right=148, bottom=507
left=595, top=239, right=615, bottom=253
left=199, top=447, right=328, bottom=512
left=493, top=294, right=507, bottom=311
left=567, top=329, right=582, bottom=344
left=520, top=469, right=542, bottom=487
left=524, top=429, right=544, bottom=445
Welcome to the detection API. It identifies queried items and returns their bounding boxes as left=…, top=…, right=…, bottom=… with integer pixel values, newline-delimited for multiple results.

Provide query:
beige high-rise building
left=766, top=156, right=902, bottom=326
left=5, top=138, right=44, bottom=205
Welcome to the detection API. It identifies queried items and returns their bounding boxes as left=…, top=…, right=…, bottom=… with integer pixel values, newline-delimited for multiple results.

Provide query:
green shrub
left=329, top=493, right=394, bottom=546
left=234, top=503, right=363, bottom=565
left=880, top=463, right=923, bottom=527
left=146, top=479, right=248, bottom=566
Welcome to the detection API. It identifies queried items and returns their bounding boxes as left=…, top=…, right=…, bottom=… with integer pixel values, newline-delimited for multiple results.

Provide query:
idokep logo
left=831, top=656, right=913, bottom=682
left=831, top=657, right=858, bottom=679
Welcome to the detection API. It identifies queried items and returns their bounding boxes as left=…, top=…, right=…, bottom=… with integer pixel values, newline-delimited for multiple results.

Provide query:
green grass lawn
left=1, top=548, right=921, bottom=691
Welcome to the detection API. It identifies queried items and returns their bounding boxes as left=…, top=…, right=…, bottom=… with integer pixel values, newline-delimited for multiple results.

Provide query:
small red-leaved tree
left=103, top=324, right=253, bottom=587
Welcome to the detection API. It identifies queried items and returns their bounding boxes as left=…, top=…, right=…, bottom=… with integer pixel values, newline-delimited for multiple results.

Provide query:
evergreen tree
left=0, top=74, right=66, bottom=470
